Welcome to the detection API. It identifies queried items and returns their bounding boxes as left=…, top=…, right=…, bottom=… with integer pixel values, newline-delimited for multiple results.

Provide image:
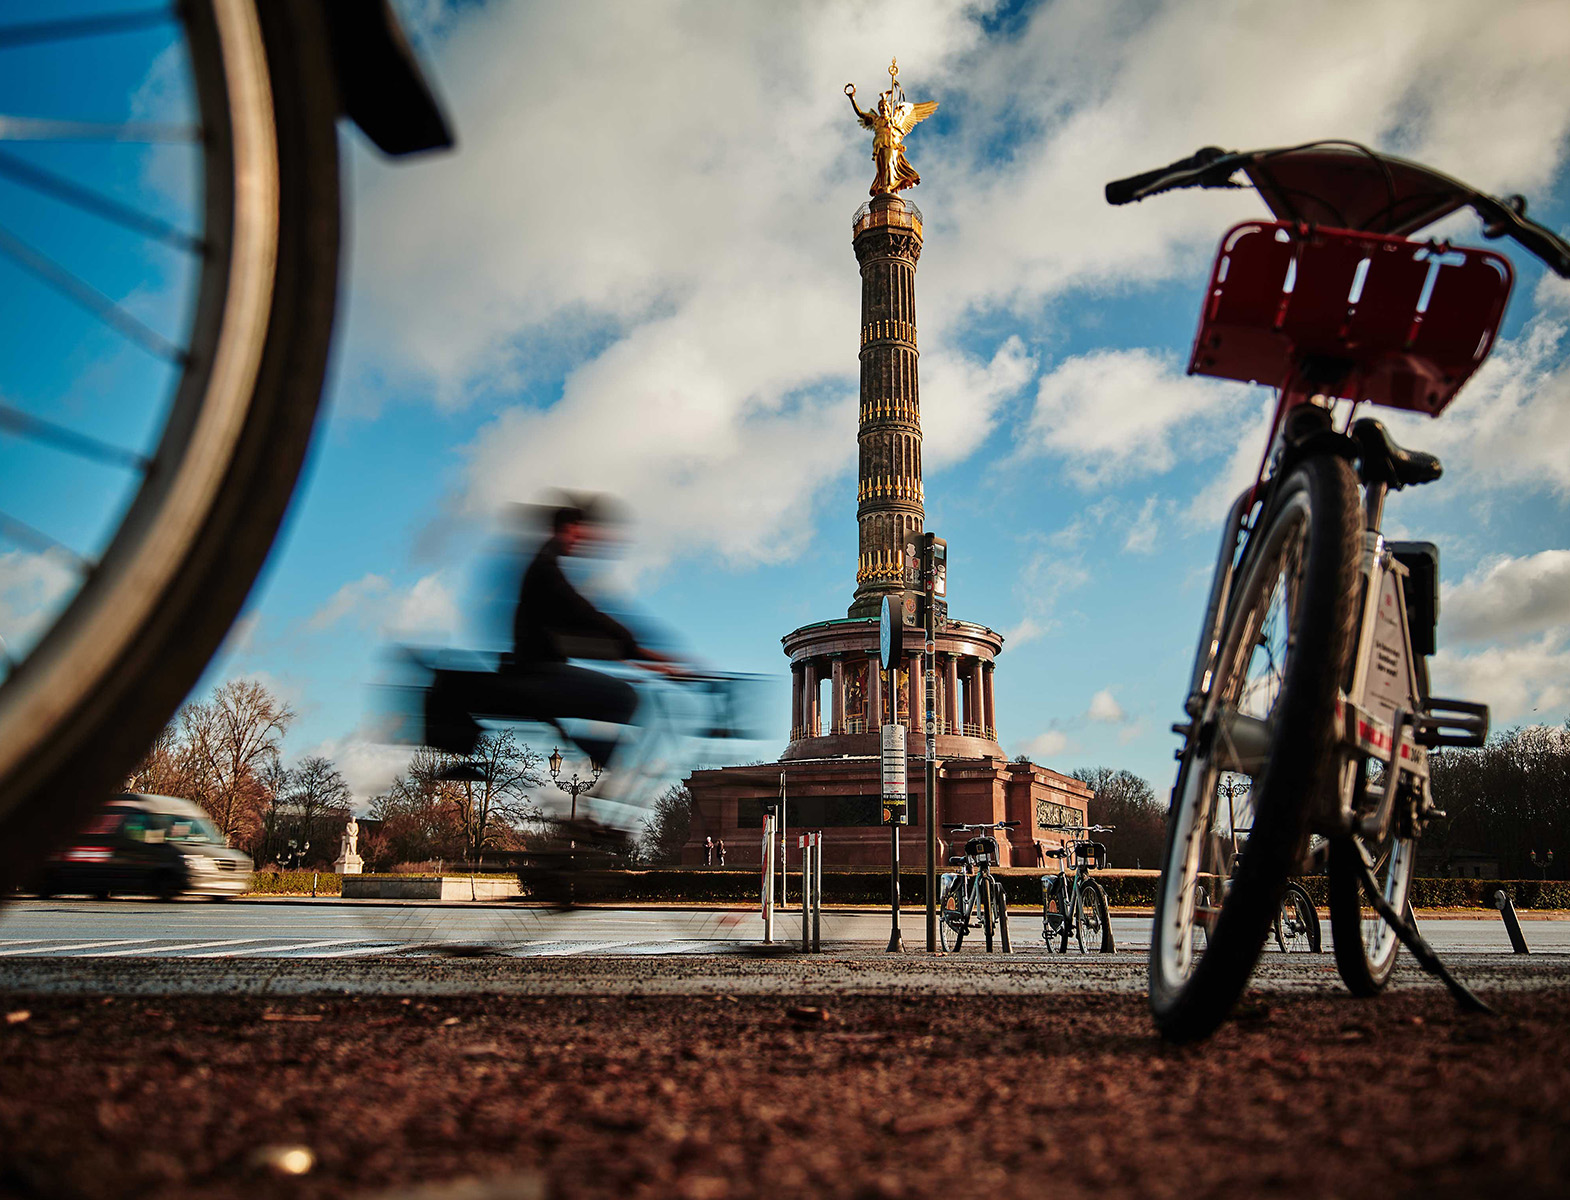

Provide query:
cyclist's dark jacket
left=511, top=536, right=638, bottom=668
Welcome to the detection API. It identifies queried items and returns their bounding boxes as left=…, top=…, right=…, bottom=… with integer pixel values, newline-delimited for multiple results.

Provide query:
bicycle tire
left=1327, top=832, right=1414, bottom=990
left=994, top=878, right=1010, bottom=953
left=1044, top=877, right=1071, bottom=953
left=1079, top=879, right=1113, bottom=953
left=939, top=877, right=965, bottom=952
left=1149, top=454, right=1361, bottom=1042
left=981, top=874, right=996, bottom=952
left=1275, top=881, right=1320, bottom=953
left=0, top=0, right=341, bottom=893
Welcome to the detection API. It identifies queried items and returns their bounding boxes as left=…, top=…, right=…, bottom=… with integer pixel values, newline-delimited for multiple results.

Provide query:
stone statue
left=846, top=58, right=938, bottom=197
left=334, top=815, right=363, bottom=875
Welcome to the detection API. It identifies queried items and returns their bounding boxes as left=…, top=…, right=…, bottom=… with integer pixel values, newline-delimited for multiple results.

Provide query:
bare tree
left=636, top=783, right=694, bottom=865
left=1071, top=767, right=1166, bottom=869
left=284, top=755, right=353, bottom=865
left=441, top=731, right=544, bottom=864
left=369, top=747, right=466, bottom=866
left=125, top=716, right=196, bottom=797
left=182, top=678, right=294, bottom=845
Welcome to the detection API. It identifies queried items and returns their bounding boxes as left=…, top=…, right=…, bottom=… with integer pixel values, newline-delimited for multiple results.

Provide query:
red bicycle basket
left=1189, top=221, right=1513, bottom=415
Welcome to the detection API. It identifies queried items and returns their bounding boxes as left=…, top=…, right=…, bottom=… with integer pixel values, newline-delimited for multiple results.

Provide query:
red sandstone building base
left=681, top=754, right=1089, bottom=870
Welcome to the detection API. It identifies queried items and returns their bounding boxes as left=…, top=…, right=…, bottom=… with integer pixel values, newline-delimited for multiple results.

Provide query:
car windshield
left=157, top=813, right=222, bottom=844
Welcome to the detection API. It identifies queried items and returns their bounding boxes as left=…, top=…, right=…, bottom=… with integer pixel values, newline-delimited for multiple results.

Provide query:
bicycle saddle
left=947, top=855, right=966, bottom=866
left=1350, top=417, right=1442, bottom=489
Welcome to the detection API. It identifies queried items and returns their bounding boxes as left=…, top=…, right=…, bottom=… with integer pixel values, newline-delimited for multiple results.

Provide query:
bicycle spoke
left=0, top=510, right=91, bottom=570
left=0, top=222, right=184, bottom=362
left=0, top=8, right=172, bottom=51
left=0, top=116, right=196, bottom=143
left=0, top=403, right=149, bottom=472
left=0, top=149, right=200, bottom=252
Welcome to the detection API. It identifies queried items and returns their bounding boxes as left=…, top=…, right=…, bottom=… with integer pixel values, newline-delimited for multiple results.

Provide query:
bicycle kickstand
left=1350, top=841, right=1493, bottom=1015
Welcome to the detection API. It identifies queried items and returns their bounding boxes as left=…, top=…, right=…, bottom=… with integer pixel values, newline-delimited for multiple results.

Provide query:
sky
left=3, top=0, right=1570, bottom=813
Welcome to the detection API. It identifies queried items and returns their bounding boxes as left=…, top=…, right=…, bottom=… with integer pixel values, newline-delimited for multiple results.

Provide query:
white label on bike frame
left=1361, top=569, right=1417, bottom=727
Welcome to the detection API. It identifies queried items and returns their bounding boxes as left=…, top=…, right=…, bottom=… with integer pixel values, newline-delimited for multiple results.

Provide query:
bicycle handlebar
left=1106, top=141, right=1570, bottom=277
left=1042, top=823, right=1116, bottom=833
left=1104, top=146, right=1240, bottom=205
left=941, top=821, right=1021, bottom=831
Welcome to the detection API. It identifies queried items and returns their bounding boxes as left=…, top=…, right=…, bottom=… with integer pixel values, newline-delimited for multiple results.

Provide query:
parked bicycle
left=1275, top=880, right=1320, bottom=954
left=936, top=821, right=1017, bottom=953
left=0, top=1, right=452, bottom=894
left=1039, top=823, right=1116, bottom=954
left=1107, top=140, right=1570, bottom=1040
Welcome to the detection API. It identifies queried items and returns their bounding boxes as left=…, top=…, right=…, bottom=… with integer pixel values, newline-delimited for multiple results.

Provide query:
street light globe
left=549, top=747, right=563, bottom=777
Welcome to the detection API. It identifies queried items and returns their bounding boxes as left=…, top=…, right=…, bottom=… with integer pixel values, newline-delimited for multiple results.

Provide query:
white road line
left=192, top=938, right=364, bottom=958
left=304, top=943, right=406, bottom=958
left=81, top=937, right=257, bottom=958
left=513, top=940, right=643, bottom=957
left=0, top=938, right=152, bottom=956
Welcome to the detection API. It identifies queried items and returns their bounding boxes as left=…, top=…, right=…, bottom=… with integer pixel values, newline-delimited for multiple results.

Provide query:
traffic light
left=923, top=534, right=947, bottom=598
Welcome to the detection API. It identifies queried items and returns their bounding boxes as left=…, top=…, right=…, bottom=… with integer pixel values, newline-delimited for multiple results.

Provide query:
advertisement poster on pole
left=881, top=723, right=908, bottom=825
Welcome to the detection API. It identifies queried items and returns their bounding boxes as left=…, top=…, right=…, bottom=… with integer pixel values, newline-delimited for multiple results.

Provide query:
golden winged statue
left=845, top=58, right=938, bottom=197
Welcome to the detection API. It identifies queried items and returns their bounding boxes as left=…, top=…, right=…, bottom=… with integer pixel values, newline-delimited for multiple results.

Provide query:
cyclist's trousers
left=425, top=663, right=638, bottom=764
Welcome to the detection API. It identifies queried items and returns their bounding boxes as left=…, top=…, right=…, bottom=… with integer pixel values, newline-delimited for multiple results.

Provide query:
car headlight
left=183, top=855, right=217, bottom=872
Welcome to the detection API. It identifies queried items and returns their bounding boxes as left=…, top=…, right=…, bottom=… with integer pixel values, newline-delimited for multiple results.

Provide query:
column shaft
left=868, top=655, right=883, bottom=729
left=830, top=659, right=845, bottom=735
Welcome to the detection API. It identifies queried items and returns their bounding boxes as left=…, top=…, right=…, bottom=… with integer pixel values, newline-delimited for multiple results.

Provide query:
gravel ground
left=2, top=953, right=1568, bottom=1200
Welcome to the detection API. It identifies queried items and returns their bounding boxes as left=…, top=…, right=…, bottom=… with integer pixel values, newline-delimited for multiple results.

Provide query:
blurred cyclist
left=422, top=498, right=687, bottom=812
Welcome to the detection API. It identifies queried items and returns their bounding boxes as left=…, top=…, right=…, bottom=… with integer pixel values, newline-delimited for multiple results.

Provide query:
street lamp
left=548, top=747, right=602, bottom=828
left=1531, top=849, right=1554, bottom=881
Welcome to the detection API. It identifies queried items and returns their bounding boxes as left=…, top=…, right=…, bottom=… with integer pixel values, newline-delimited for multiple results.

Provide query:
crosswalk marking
left=86, top=937, right=257, bottom=958
left=0, top=938, right=151, bottom=956
left=190, top=938, right=365, bottom=958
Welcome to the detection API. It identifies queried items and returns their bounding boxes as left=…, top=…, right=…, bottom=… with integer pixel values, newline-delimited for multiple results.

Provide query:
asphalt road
left=0, top=897, right=1563, bottom=958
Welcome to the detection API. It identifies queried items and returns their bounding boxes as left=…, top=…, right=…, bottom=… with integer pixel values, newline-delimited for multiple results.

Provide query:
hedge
left=247, top=870, right=342, bottom=896
left=510, top=868, right=1569, bottom=910
left=243, top=866, right=1568, bottom=910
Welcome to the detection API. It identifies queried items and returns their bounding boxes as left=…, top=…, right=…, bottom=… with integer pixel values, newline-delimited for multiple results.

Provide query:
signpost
left=923, top=534, right=946, bottom=953
left=880, top=595, right=906, bottom=953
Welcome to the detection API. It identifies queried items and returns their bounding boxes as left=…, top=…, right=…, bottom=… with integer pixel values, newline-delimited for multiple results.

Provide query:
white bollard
left=762, top=814, right=776, bottom=944
left=811, top=832, right=823, bottom=951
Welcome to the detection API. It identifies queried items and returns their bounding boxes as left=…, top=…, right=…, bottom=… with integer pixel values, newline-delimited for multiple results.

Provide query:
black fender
left=323, top=0, right=455, bottom=156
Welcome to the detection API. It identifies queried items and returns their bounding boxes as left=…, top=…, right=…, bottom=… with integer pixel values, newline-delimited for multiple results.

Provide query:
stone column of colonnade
left=849, top=194, right=925, bottom=619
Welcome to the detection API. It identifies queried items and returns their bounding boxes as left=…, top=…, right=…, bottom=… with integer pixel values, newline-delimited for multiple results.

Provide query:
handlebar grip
left=1105, top=146, right=1230, bottom=205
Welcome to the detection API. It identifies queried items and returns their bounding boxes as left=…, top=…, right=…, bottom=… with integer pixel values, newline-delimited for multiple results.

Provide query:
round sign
left=880, top=594, right=897, bottom=671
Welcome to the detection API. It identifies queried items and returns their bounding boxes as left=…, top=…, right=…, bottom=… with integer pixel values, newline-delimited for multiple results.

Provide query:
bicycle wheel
left=939, top=877, right=966, bottom=951
left=1274, top=882, right=1319, bottom=953
left=980, top=874, right=996, bottom=952
left=1327, top=830, right=1415, bottom=991
left=1149, top=454, right=1361, bottom=1041
left=1077, top=879, right=1113, bottom=953
left=1042, top=876, right=1070, bottom=953
left=994, top=877, right=1010, bottom=953
left=0, top=0, right=340, bottom=892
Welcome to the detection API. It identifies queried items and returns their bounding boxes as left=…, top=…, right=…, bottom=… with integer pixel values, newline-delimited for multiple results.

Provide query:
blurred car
left=37, top=793, right=253, bottom=901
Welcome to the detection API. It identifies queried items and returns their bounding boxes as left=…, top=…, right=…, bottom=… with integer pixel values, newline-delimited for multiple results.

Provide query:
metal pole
left=925, top=592, right=937, bottom=952
left=762, top=814, right=775, bottom=945
left=886, top=668, right=903, bottom=954
left=801, top=834, right=811, bottom=952
left=1495, top=890, right=1530, bottom=954
left=779, top=772, right=787, bottom=932
left=813, top=832, right=822, bottom=951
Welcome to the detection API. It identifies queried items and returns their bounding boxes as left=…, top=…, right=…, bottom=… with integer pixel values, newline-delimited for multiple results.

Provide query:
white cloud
left=1122, top=496, right=1160, bottom=554
left=1021, top=729, right=1070, bottom=759
left=0, top=547, right=76, bottom=661
left=388, top=573, right=461, bottom=639
left=340, top=0, right=1570, bottom=573
left=1431, top=634, right=1570, bottom=726
left=303, top=728, right=416, bottom=807
left=1443, top=550, right=1570, bottom=645
left=1087, top=688, right=1125, bottom=723
left=1025, top=348, right=1247, bottom=487
left=306, top=571, right=458, bottom=641
left=308, top=574, right=392, bottom=632
left=1002, top=615, right=1044, bottom=649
